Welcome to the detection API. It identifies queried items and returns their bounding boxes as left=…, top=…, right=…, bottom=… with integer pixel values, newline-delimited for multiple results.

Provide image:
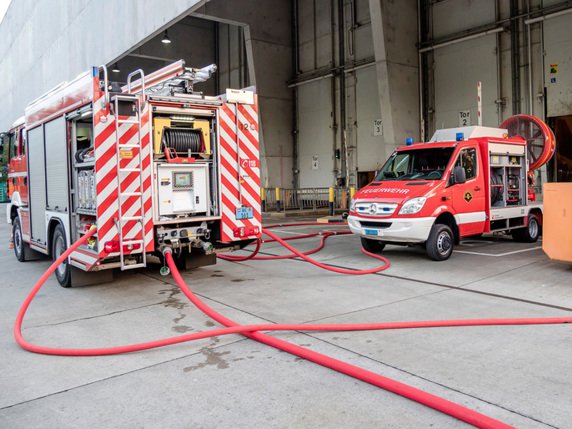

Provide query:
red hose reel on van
left=500, top=114, right=555, bottom=202
left=500, top=114, right=556, bottom=172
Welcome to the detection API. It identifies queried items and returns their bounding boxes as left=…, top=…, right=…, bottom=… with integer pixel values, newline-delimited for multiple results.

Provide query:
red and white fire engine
left=2, top=60, right=262, bottom=286
left=348, top=115, right=555, bottom=260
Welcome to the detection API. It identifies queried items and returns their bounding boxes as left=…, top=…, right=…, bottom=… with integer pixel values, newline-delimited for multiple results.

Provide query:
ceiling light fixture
left=112, top=62, right=120, bottom=73
left=161, top=30, right=171, bottom=44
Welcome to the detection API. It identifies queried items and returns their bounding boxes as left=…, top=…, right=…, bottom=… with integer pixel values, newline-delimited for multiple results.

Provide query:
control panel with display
left=173, top=172, right=194, bottom=190
left=157, top=164, right=209, bottom=217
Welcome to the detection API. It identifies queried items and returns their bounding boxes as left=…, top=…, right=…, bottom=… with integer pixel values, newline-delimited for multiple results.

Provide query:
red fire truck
left=348, top=115, right=555, bottom=260
left=1, top=60, right=262, bottom=287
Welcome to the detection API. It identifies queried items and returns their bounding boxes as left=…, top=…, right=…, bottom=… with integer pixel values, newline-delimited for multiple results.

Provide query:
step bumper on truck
left=347, top=215, right=435, bottom=243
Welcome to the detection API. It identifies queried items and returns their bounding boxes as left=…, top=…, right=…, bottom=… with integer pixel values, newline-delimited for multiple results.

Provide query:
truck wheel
left=512, top=214, right=540, bottom=243
left=360, top=237, right=386, bottom=253
left=426, top=223, right=454, bottom=261
left=13, top=217, right=27, bottom=262
left=52, top=224, right=72, bottom=288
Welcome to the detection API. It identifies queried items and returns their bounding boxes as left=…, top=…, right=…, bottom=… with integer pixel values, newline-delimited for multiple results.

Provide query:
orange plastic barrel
left=542, top=183, right=572, bottom=263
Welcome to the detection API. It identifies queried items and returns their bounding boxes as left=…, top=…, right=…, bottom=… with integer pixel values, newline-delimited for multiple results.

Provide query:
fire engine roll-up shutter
left=44, top=116, right=69, bottom=213
left=27, top=125, right=47, bottom=244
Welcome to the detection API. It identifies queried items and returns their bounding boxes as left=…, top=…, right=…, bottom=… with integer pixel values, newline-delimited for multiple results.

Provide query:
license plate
left=364, top=229, right=379, bottom=236
left=236, top=207, right=253, bottom=220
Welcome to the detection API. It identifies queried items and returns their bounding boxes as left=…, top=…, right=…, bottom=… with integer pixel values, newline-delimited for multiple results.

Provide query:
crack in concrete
left=24, top=302, right=163, bottom=330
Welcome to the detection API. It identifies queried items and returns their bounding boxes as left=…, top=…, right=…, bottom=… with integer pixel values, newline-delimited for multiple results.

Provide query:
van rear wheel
left=360, top=237, right=386, bottom=253
left=426, top=223, right=454, bottom=261
left=512, top=213, right=540, bottom=243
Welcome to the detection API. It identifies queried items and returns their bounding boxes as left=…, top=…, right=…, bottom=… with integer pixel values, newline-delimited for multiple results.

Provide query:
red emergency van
left=348, top=115, right=555, bottom=260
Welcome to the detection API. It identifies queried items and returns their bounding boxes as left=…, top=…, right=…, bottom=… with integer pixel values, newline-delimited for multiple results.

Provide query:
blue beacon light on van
left=405, top=137, right=414, bottom=145
left=456, top=132, right=464, bottom=141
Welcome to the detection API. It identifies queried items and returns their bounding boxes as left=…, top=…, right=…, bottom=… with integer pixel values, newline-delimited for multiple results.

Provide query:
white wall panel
left=434, top=35, right=498, bottom=130
left=298, top=79, right=334, bottom=187
left=298, top=0, right=333, bottom=73
left=355, top=66, right=383, bottom=172
left=432, top=0, right=496, bottom=39
left=544, top=13, right=572, bottom=117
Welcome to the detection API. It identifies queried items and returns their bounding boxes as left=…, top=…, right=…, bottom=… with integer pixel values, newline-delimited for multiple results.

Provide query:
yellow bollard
left=328, top=187, right=335, bottom=216
left=275, top=187, right=281, bottom=212
left=260, top=188, right=266, bottom=212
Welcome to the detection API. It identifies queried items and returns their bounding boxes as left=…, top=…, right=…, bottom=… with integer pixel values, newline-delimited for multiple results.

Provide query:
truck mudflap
left=347, top=215, right=435, bottom=243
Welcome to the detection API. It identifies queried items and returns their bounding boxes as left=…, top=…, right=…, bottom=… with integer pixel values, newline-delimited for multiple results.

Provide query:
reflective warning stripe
left=218, top=99, right=261, bottom=242
left=455, top=211, right=487, bottom=224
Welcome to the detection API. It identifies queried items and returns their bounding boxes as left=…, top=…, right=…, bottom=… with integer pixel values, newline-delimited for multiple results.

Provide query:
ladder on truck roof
left=112, top=92, right=147, bottom=271
left=122, top=60, right=217, bottom=96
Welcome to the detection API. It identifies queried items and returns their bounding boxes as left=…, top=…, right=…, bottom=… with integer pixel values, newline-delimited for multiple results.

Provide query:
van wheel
left=13, top=217, right=27, bottom=262
left=52, top=224, right=72, bottom=288
left=360, top=237, right=386, bottom=253
left=512, top=214, right=540, bottom=243
left=426, top=223, right=454, bottom=261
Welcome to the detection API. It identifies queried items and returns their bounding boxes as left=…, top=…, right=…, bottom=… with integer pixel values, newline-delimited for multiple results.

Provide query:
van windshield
left=375, top=148, right=455, bottom=181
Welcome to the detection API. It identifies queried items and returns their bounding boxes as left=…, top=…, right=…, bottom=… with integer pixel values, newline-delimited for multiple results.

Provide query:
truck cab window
left=9, top=132, right=17, bottom=160
left=376, top=148, right=454, bottom=181
left=19, top=129, right=26, bottom=155
left=455, top=148, right=477, bottom=180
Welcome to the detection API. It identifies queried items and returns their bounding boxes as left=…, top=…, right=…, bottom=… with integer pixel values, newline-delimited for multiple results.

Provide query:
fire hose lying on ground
left=14, top=224, right=571, bottom=429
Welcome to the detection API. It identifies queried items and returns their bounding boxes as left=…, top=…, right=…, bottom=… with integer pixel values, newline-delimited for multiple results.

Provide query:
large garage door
left=298, top=78, right=335, bottom=188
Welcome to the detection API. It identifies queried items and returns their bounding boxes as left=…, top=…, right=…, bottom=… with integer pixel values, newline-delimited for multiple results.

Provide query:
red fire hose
left=219, top=223, right=392, bottom=275
left=14, top=226, right=572, bottom=428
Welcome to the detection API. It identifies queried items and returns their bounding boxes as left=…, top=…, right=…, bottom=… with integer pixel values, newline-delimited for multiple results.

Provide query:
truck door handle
left=474, top=186, right=481, bottom=191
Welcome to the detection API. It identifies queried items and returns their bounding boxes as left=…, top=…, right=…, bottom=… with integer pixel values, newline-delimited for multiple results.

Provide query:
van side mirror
left=452, top=166, right=466, bottom=185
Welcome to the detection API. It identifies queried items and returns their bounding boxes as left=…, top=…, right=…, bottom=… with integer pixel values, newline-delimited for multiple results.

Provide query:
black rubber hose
left=161, top=128, right=202, bottom=154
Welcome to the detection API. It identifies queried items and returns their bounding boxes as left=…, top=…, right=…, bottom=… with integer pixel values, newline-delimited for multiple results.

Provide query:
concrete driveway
left=1, top=216, right=571, bottom=428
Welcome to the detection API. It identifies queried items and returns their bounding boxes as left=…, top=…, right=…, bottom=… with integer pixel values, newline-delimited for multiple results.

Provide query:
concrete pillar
left=369, top=0, right=420, bottom=158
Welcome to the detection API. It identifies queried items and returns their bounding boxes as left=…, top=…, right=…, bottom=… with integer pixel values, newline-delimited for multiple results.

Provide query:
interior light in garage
left=162, top=30, right=171, bottom=44
left=112, top=63, right=120, bottom=73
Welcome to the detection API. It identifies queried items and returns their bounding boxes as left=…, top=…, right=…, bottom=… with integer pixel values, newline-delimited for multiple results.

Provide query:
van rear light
left=233, top=226, right=260, bottom=238
left=104, top=241, right=142, bottom=253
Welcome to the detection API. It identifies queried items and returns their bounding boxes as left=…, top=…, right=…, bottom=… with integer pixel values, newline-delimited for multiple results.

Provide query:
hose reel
left=161, top=128, right=204, bottom=155
left=500, top=115, right=556, bottom=171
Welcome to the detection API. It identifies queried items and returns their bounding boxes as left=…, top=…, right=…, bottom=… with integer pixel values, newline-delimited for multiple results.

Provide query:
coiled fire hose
left=14, top=226, right=572, bottom=429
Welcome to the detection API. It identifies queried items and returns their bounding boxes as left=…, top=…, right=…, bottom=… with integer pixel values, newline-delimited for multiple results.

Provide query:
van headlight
left=350, top=198, right=356, bottom=212
left=398, top=197, right=427, bottom=215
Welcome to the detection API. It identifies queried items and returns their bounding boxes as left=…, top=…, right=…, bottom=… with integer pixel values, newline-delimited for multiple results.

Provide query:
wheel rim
left=55, top=236, right=67, bottom=277
left=14, top=226, right=23, bottom=256
left=436, top=231, right=452, bottom=255
left=528, top=218, right=538, bottom=238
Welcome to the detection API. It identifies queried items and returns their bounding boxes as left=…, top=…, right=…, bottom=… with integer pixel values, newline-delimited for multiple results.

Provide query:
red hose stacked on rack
left=14, top=225, right=572, bottom=428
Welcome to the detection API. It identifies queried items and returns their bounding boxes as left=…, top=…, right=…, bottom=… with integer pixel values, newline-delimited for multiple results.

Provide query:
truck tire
left=512, top=213, right=540, bottom=243
left=426, top=223, right=454, bottom=261
left=360, top=237, right=386, bottom=253
left=13, top=217, right=28, bottom=262
left=52, top=224, right=72, bottom=288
